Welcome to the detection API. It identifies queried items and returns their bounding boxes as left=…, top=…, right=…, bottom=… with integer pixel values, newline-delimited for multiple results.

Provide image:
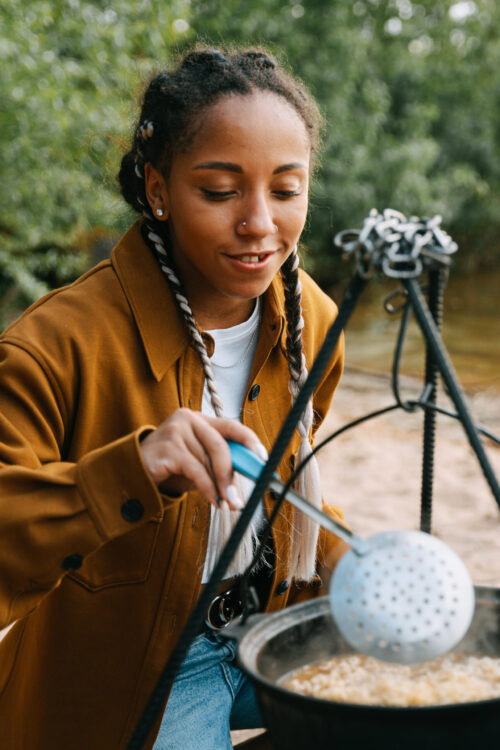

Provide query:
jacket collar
left=111, top=221, right=286, bottom=381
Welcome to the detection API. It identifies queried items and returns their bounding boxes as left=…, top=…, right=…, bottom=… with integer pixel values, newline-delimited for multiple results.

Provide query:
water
left=335, top=271, right=499, bottom=391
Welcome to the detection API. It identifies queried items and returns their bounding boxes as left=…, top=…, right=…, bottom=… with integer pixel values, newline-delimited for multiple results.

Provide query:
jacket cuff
left=76, top=427, right=164, bottom=542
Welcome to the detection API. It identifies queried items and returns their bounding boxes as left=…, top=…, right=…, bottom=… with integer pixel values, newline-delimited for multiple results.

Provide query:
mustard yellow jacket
left=0, top=222, right=344, bottom=749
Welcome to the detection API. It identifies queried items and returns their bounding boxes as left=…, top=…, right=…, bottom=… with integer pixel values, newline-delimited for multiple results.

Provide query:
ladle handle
left=228, top=441, right=367, bottom=555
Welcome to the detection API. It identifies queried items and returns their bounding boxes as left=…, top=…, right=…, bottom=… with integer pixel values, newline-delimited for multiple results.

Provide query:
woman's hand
left=139, top=409, right=267, bottom=510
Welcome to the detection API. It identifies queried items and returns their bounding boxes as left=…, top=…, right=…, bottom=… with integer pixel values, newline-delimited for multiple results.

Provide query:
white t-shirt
left=201, top=299, right=264, bottom=582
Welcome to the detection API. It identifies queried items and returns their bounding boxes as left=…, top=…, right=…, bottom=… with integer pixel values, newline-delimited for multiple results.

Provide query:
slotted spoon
left=228, top=441, right=474, bottom=664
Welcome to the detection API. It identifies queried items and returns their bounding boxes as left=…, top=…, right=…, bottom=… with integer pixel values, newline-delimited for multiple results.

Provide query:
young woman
left=0, top=48, right=346, bottom=749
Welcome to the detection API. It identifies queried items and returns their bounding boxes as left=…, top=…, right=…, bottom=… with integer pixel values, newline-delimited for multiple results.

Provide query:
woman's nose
left=236, top=194, right=278, bottom=237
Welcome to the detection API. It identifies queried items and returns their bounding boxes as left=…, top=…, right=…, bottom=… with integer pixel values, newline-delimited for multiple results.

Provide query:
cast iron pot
left=227, top=585, right=500, bottom=750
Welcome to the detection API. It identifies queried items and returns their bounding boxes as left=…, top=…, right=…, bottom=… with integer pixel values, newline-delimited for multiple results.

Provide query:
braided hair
left=119, top=46, right=324, bottom=581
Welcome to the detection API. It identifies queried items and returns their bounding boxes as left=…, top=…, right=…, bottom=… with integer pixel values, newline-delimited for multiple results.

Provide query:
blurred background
left=1, top=0, right=499, bottom=386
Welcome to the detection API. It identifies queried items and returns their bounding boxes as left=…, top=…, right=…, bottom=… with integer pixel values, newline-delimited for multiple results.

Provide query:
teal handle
left=227, top=440, right=268, bottom=481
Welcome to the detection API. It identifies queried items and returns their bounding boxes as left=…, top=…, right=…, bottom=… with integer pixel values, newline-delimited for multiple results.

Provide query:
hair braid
left=125, top=111, right=224, bottom=418
left=281, top=251, right=323, bottom=580
left=142, top=219, right=224, bottom=417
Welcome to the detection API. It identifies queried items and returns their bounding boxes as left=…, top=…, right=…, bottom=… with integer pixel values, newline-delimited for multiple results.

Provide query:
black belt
left=204, top=586, right=244, bottom=631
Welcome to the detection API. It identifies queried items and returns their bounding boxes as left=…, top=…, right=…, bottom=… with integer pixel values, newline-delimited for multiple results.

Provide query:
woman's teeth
left=239, top=255, right=266, bottom=263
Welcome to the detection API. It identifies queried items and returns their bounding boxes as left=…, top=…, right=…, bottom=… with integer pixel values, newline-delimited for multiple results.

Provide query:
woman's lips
left=224, top=252, right=274, bottom=269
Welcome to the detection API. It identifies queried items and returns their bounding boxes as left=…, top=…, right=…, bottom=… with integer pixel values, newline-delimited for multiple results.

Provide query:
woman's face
left=145, top=91, right=311, bottom=328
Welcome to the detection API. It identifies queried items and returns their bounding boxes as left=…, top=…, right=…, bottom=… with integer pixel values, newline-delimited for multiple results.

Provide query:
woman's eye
left=274, top=190, right=301, bottom=198
left=201, top=189, right=235, bottom=199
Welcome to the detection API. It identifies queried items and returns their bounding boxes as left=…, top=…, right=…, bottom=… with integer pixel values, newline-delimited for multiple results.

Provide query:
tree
left=0, top=0, right=190, bottom=324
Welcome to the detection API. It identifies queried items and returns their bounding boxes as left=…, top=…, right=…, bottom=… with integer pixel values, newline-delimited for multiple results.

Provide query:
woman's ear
left=144, top=163, right=169, bottom=220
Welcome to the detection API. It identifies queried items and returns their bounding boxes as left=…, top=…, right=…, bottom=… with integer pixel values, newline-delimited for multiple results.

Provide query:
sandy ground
left=316, top=367, right=500, bottom=585
left=232, top=366, right=500, bottom=745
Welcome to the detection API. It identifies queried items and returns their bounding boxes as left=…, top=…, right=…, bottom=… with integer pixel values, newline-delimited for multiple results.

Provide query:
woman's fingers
left=189, top=418, right=244, bottom=510
left=169, top=450, right=225, bottom=508
left=192, top=414, right=270, bottom=509
left=205, top=415, right=268, bottom=460
left=139, top=409, right=267, bottom=509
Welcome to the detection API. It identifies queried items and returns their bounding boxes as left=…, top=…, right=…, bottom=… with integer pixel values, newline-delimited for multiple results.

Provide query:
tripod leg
left=420, top=269, right=448, bottom=533
left=404, top=278, right=500, bottom=509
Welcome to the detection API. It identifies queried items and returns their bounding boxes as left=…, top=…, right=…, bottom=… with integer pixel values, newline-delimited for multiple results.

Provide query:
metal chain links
left=334, top=208, right=458, bottom=279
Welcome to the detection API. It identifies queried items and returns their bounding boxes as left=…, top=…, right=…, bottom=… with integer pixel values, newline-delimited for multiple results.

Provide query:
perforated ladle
left=228, top=441, right=475, bottom=664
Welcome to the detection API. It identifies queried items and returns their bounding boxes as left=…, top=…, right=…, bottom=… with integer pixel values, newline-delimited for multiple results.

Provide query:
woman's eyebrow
left=192, top=161, right=307, bottom=174
left=193, top=161, right=243, bottom=173
left=273, top=162, right=307, bottom=174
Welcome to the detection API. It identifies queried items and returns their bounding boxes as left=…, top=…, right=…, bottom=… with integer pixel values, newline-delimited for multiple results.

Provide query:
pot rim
left=236, top=585, right=500, bottom=713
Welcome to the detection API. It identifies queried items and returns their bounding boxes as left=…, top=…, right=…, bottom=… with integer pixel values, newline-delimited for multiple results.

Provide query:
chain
left=334, top=208, right=458, bottom=279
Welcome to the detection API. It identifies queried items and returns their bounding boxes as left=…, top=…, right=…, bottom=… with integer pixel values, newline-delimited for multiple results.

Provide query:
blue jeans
left=153, top=630, right=263, bottom=749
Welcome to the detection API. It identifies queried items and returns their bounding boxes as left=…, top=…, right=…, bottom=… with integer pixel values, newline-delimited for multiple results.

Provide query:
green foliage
left=0, top=0, right=189, bottom=325
left=1, top=0, right=499, bottom=323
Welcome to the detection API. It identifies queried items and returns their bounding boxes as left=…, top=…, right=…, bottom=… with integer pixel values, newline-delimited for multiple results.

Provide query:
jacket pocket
left=68, top=517, right=161, bottom=591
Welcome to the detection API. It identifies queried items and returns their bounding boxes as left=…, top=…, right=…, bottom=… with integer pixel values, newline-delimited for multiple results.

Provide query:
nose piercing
left=156, top=208, right=164, bottom=217
left=240, top=221, right=278, bottom=231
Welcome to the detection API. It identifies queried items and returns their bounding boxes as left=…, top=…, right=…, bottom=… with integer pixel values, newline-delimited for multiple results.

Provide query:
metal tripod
left=334, top=208, right=499, bottom=518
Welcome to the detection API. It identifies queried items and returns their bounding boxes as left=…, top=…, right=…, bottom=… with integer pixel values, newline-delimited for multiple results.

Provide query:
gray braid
left=281, top=249, right=322, bottom=581
left=145, top=223, right=224, bottom=418
left=134, top=120, right=224, bottom=418
left=282, top=250, right=306, bottom=384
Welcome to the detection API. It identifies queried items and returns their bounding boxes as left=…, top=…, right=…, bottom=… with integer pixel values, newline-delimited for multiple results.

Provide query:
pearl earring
left=156, top=208, right=164, bottom=217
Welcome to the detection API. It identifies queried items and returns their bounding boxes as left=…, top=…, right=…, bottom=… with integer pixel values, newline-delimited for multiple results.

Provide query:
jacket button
left=249, top=384, right=260, bottom=401
left=62, top=553, right=83, bottom=571
left=121, top=498, right=144, bottom=522
left=276, top=579, right=289, bottom=595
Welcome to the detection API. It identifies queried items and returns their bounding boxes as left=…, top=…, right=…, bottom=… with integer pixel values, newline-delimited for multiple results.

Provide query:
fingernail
left=226, top=484, right=244, bottom=509
left=255, top=443, right=268, bottom=462
left=216, top=496, right=222, bottom=507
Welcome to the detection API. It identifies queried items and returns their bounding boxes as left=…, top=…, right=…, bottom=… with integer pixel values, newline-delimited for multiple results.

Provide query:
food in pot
left=281, top=652, right=500, bottom=707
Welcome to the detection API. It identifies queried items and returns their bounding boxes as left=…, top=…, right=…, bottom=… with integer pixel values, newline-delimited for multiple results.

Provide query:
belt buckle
left=205, top=587, right=243, bottom=631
